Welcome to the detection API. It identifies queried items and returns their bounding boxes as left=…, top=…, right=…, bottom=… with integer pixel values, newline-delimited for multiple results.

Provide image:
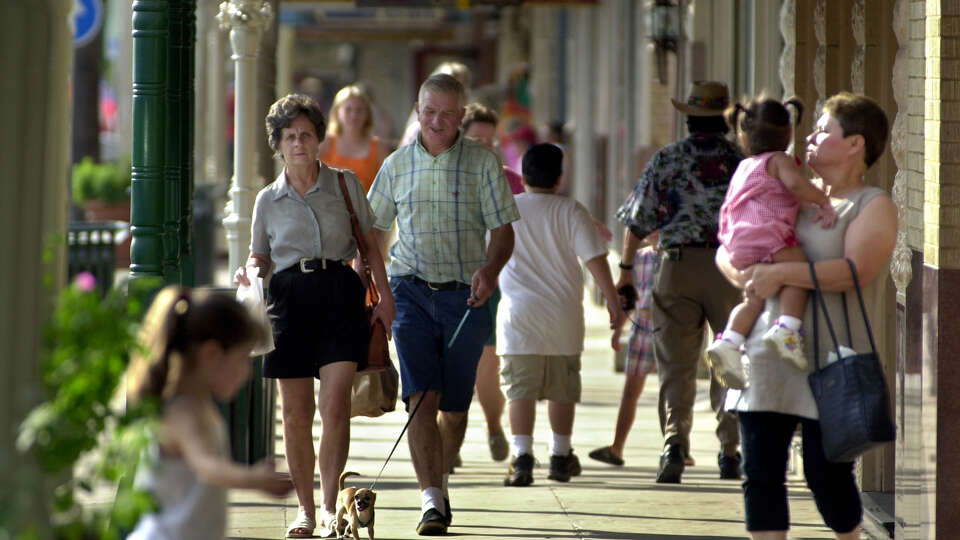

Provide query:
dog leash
left=369, top=387, right=427, bottom=490
left=369, top=295, right=479, bottom=490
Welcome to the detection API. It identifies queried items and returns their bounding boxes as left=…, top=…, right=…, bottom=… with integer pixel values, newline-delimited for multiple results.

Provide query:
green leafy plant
left=13, top=272, right=162, bottom=539
left=70, top=157, right=131, bottom=206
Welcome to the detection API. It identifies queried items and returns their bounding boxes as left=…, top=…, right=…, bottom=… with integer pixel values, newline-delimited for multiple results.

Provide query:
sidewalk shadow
left=462, top=524, right=747, bottom=539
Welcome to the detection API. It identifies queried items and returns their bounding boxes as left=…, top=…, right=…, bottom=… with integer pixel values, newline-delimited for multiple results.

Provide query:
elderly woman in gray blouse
left=716, top=93, right=895, bottom=540
left=235, top=93, right=394, bottom=538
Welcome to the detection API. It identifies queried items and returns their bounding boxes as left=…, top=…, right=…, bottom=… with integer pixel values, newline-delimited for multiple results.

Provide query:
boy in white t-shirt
left=498, top=143, right=626, bottom=486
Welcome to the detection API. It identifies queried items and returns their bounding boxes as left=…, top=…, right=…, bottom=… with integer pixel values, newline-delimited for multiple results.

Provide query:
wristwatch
left=618, top=262, right=634, bottom=270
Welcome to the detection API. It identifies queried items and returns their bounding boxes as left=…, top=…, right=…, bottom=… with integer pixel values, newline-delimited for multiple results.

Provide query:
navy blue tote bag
left=807, top=259, right=895, bottom=463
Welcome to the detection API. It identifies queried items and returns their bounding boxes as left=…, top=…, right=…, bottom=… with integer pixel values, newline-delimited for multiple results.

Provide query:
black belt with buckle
left=403, top=275, right=471, bottom=291
left=663, top=241, right=719, bottom=261
left=288, top=258, right=347, bottom=273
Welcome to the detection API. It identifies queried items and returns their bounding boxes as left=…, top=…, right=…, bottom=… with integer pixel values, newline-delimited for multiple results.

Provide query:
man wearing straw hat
left=614, top=81, right=743, bottom=484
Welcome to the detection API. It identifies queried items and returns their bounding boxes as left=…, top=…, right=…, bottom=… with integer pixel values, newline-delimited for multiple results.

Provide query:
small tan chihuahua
left=334, top=471, right=376, bottom=540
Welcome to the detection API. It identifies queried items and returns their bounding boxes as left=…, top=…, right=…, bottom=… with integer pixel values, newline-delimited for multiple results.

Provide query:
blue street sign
left=73, top=0, right=103, bottom=48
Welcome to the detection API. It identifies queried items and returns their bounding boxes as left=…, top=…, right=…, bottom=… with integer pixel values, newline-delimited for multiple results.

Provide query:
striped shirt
left=368, top=133, right=520, bottom=284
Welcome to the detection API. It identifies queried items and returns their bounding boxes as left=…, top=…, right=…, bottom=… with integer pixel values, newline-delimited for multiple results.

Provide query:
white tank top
left=128, top=411, right=230, bottom=540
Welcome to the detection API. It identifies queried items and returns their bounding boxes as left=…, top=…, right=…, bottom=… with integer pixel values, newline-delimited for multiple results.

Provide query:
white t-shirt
left=496, top=193, right=607, bottom=355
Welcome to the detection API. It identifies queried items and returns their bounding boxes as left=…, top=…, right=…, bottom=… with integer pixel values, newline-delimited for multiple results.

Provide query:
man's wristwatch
left=618, top=262, right=634, bottom=270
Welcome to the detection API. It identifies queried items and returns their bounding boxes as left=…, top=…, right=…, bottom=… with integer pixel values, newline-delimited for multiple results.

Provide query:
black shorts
left=264, top=263, right=368, bottom=379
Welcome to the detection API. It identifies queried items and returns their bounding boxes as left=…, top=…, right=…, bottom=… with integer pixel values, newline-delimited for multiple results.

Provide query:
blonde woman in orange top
left=319, top=85, right=390, bottom=193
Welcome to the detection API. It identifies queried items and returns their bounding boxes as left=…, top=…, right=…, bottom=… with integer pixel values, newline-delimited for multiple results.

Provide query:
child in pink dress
left=706, top=97, right=836, bottom=390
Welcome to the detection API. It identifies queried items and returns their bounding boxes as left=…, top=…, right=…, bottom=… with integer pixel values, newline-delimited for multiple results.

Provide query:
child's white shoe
left=762, top=324, right=808, bottom=370
left=706, top=339, right=748, bottom=390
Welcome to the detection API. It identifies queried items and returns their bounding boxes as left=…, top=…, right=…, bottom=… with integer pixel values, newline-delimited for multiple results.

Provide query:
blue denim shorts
left=390, top=277, right=492, bottom=412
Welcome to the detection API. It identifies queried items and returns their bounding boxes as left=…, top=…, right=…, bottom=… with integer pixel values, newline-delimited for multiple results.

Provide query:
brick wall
left=910, top=1, right=926, bottom=252
left=924, top=0, right=960, bottom=267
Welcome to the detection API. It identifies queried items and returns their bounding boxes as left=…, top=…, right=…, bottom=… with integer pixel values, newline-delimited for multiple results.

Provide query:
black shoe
left=417, top=508, right=448, bottom=536
left=718, top=452, right=742, bottom=480
left=504, top=453, right=534, bottom=486
left=569, top=450, right=582, bottom=476
left=656, top=443, right=685, bottom=484
left=443, top=497, right=452, bottom=527
left=548, top=450, right=580, bottom=482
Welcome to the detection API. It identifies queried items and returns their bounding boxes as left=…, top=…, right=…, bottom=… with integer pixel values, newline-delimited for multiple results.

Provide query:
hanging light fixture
left=647, top=0, right=679, bottom=85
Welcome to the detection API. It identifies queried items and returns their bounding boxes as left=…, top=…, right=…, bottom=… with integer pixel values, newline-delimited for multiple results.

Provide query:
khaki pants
left=652, top=246, right=741, bottom=455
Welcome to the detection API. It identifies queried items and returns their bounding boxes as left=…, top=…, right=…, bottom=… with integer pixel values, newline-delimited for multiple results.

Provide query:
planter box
left=82, top=200, right=130, bottom=268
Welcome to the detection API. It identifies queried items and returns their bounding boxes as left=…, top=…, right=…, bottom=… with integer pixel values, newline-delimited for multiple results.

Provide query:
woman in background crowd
left=319, top=84, right=389, bottom=193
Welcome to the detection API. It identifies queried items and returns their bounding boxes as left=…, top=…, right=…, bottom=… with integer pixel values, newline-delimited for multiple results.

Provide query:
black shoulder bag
left=807, top=259, right=895, bottom=463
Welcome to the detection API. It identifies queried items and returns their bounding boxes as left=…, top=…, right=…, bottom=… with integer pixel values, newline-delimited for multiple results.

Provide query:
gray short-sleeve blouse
left=250, top=162, right=375, bottom=273
left=732, top=185, right=889, bottom=419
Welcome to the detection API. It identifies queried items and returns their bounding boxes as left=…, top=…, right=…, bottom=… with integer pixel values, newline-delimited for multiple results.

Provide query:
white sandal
left=317, top=509, right=338, bottom=538
left=285, top=509, right=316, bottom=538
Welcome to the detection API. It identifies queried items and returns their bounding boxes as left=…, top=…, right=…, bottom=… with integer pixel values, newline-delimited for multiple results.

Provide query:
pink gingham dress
left=717, top=151, right=800, bottom=270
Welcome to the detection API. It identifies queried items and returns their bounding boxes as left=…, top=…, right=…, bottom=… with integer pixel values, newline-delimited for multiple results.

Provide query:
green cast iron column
left=132, top=0, right=196, bottom=287
left=163, top=0, right=181, bottom=284
left=130, top=0, right=168, bottom=284
left=180, top=1, right=197, bottom=286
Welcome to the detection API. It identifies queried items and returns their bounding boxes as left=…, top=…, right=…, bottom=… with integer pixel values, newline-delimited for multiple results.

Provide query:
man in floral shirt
left=615, top=81, right=743, bottom=484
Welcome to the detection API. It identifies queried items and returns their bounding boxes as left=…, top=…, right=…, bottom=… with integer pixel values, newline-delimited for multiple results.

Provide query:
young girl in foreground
left=706, top=97, right=836, bottom=390
left=127, top=287, right=293, bottom=540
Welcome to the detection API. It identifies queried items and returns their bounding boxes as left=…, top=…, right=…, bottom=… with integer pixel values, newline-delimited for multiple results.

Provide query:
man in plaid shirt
left=368, top=73, right=519, bottom=536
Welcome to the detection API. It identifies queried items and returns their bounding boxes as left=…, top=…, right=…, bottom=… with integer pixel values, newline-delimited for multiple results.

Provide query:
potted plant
left=71, top=157, right=131, bottom=221
left=71, top=157, right=132, bottom=267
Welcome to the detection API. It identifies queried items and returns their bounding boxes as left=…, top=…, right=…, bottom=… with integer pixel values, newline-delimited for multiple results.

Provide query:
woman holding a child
left=716, top=92, right=896, bottom=539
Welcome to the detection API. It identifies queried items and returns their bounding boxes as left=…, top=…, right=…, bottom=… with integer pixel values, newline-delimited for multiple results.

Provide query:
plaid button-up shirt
left=368, top=133, right=520, bottom=284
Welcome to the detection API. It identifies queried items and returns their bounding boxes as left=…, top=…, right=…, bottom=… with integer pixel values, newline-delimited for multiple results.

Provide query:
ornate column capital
left=890, top=0, right=911, bottom=302
left=850, top=0, right=865, bottom=93
left=217, top=0, right=273, bottom=58
left=779, top=0, right=796, bottom=99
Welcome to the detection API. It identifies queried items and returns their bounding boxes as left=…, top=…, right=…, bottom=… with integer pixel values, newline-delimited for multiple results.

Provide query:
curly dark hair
left=264, top=93, right=326, bottom=158
left=724, top=96, right=803, bottom=156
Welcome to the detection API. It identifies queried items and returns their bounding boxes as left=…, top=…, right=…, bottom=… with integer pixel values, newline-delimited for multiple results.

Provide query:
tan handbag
left=336, top=171, right=391, bottom=373
left=349, top=362, right=400, bottom=418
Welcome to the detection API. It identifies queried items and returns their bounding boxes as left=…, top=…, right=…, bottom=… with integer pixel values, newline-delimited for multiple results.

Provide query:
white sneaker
left=762, top=324, right=808, bottom=371
left=706, top=339, right=748, bottom=389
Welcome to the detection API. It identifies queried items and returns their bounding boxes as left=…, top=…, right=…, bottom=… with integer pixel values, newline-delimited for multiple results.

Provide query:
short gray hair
left=265, top=94, right=326, bottom=158
left=418, top=74, right=467, bottom=109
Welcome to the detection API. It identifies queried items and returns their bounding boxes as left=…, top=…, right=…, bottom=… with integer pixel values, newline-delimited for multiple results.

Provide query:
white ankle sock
left=420, top=487, right=444, bottom=514
left=512, top=434, right=533, bottom=456
left=720, top=330, right=745, bottom=347
left=550, top=433, right=571, bottom=456
left=776, top=315, right=802, bottom=331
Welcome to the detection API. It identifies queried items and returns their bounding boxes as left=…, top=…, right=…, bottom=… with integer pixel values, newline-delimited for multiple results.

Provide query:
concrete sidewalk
left=226, top=299, right=848, bottom=540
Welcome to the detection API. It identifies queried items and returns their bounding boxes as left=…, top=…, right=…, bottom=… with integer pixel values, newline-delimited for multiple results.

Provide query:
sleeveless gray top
left=733, top=186, right=889, bottom=419
left=128, top=409, right=230, bottom=540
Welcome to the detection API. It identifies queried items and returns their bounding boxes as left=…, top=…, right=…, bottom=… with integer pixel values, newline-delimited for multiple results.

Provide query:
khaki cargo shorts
left=500, top=354, right=582, bottom=403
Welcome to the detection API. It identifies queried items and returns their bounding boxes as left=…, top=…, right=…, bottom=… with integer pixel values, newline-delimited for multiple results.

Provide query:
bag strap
left=808, top=261, right=843, bottom=372
left=337, top=171, right=380, bottom=306
left=845, top=258, right=878, bottom=355
left=840, top=292, right=853, bottom=345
